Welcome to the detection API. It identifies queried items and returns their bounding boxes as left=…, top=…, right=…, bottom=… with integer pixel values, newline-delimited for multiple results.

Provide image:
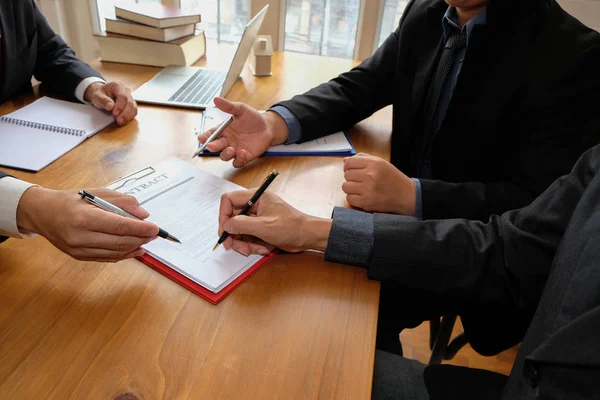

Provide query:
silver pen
left=193, top=115, right=233, bottom=158
left=78, top=190, right=181, bottom=243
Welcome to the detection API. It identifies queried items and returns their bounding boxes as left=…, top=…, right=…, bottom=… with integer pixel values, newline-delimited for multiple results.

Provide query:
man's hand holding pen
left=196, top=97, right=289, bottom=167
left=16, top=187, right=159, bottom=262
left=218, top=190, right=333, bottom=256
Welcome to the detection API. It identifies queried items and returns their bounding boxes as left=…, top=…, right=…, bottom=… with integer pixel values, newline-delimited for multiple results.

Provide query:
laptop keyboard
left=168, top=69, right=226, bottom=105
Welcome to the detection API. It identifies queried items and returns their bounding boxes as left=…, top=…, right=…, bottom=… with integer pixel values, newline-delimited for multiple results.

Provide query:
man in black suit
left=216, top=142, right=600, bottom=399
left=1, top=0, right=138, bottom=124
left=199, top=0, right=600, bottom=355
left=0, top=1, right=155, bottom=262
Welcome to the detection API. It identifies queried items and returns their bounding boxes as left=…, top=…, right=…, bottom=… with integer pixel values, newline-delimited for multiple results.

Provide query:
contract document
left=107, top=157, right=271, bottom=298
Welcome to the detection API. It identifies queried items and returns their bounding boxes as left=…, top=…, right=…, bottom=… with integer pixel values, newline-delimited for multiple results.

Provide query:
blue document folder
left=197, top=131, right=356, bottom=157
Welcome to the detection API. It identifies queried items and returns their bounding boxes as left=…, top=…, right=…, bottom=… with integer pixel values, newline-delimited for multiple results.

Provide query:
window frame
left=258, top=0, right=387, bottom=59
left=90, top=0, right=389, bottom=59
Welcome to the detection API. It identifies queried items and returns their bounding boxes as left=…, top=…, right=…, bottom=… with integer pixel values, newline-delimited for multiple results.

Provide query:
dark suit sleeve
left=0, top=172, right=11, bottom=243
left=326, top=145, right=598, bottom=310
left=419, top=44, right=600, bottom=221
left=31, top=1, right=103, bottom=101
left=272, top=1, right=418, bottom=142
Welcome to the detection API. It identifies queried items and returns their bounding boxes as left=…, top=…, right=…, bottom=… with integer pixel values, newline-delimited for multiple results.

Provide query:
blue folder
left=197, top=131, right=357, bottom=157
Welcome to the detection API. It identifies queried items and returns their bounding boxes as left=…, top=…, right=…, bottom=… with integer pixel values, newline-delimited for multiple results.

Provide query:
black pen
left=213, top=170, right=279, bottom=251
left=78, top=190, right=181, bottom=244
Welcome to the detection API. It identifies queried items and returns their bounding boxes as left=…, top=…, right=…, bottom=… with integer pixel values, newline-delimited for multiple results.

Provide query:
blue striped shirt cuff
left=413, top=178, right=423, bottom=220
left=269, top=105, right=302, bottom=144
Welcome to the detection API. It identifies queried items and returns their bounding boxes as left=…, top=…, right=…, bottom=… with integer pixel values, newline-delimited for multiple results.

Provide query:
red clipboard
left=137, top=251, right=276, bottom=304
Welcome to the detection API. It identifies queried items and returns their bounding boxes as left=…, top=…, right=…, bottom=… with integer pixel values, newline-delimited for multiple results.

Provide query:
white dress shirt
left=0, top=77, right=106, bottom=238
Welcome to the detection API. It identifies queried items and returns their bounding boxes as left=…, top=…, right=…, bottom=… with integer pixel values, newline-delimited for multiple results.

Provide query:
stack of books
left=95, top=3, right=205, bottom=67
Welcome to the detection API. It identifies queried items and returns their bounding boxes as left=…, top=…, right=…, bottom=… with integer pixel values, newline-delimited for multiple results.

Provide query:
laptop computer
left=132, top=5, right=269, bottom=109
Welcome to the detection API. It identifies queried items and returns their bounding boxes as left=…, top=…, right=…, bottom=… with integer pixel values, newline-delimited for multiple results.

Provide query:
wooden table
left=0, top=46, right=393, bottom=399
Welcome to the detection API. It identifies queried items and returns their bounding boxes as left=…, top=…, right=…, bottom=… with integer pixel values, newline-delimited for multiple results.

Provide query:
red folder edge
left=137, top=251, right=277, bottom=304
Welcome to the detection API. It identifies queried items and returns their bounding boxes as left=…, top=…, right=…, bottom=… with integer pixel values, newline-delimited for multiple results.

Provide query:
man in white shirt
left=0, top=0, right=151, bottom=262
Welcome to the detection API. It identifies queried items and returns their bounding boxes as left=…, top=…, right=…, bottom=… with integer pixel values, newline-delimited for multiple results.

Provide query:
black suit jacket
left=0, top=0, right=102, bottom=103
left=372, top=143, right=600, bottom=399
left=0, top=1, right=102, bottom=242
left=276, top=0, right=600, bottom=222
left=276, top=0, right=600, bottom=355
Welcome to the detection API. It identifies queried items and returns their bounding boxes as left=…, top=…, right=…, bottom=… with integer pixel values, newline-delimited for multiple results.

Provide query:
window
left=94, top=0, right=250, bottom=43
left=95, top=0, right=161, bottom=32
left=376, top=0, right=408, bottom=49
left=91, top=0, right=406, bottom=59
left=283, top=0, right=361, bottom=59
left=180, top=0, right=250, bottom=43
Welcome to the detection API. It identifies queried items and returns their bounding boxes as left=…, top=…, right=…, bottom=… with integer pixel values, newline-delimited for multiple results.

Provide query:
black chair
left=428, top=314, right=469, bottom=365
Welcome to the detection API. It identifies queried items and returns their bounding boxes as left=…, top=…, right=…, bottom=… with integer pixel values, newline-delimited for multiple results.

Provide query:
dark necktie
left=419, top=30, right=467, bottom=178
left=425, top=30, right=467, bottom=133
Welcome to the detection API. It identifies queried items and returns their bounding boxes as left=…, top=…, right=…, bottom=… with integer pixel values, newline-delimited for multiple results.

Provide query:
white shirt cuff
left=0, top=178, right=37, bottom=238
left=74, top=77, right=107, bottom=104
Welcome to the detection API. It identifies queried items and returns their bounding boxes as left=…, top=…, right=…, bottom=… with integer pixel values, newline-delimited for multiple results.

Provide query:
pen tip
left=212, top=243, right=220, bottom=251
left=167, top=235, right=182, bottom=243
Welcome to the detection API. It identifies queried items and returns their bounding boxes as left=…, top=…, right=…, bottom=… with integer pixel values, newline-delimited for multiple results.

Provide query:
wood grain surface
left=0, top=43, right=391, bottom=399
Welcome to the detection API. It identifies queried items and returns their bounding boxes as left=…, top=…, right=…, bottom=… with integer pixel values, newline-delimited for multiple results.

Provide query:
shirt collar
left=442, top=6, right=487, bottom=44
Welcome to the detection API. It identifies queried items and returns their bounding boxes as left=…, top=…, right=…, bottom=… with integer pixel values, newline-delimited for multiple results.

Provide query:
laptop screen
left=219, top=5, right=269, bottom=97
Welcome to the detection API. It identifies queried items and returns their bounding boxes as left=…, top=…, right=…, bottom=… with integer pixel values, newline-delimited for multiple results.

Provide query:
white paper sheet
left=0, top=97, right=114, bottom=171
left=7, top=97, right=114, bottom=137
left=108, top=157, right=264, bottom=293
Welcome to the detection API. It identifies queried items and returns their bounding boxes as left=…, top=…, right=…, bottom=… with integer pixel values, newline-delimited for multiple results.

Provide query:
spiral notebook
left=0, top=97, right=115, bottom=172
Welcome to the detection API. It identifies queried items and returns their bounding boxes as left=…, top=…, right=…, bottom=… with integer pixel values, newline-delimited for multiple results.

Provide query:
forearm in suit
left=30, top=1, right=103, bottom=101
left=273, top=0, right=418, bottom=142
left=367, top=145, right=598, bottom=309
left=420, top=45, right=600, bottom=221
